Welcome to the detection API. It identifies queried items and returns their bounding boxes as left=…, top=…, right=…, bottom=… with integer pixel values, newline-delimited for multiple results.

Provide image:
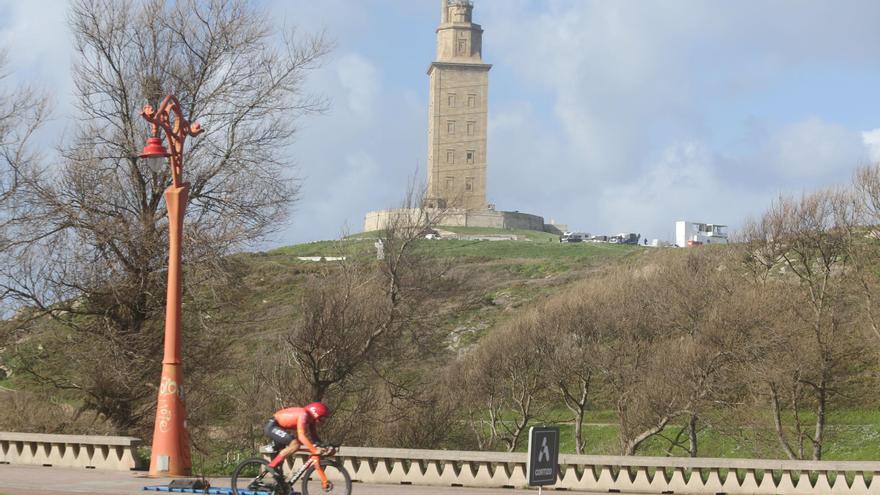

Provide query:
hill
left=6, top=223, right=878, bottom=469
left=246, top=232, right=641, bottom=347
left=0, top=229, right=643, bottom=450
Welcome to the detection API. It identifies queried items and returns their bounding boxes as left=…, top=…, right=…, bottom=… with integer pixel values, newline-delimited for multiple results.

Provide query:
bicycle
left=230, top=444, right=351, bottom=495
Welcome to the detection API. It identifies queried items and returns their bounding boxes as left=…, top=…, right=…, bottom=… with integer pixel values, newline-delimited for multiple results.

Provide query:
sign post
left=527, top=426, right=560, bottom=493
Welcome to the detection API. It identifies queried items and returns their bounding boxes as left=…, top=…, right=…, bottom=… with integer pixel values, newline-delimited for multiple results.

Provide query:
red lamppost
left=139, top=95, right=203, bottom=476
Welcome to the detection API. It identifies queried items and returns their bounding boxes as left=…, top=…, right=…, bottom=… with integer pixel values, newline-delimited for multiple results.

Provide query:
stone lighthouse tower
left=426, top=0, right=492, bottom=210
left=363, top=1, right=557, bottom=235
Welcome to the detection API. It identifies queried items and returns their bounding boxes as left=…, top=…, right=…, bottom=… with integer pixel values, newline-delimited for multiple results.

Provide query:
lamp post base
left=148, top=362, right=191, bottom=476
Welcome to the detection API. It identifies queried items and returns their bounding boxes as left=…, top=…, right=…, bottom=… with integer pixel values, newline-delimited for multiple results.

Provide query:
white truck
left=675, top=221, right=728, bottom=247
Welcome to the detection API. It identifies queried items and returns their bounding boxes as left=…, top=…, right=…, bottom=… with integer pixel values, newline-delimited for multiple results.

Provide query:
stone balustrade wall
left=0, top=432, right=142, bottom=471
left=283, top=446, right=880, bottom=494
left=3, top=432, right=878, bottom=493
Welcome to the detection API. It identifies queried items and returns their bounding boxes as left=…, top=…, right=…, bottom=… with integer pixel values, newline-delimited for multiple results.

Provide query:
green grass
left=511, top=409, right=880, bottom=460
left=433, top=226, right=561, bottom=242
left=417, top=239, right=640, bottom=261
left=270, top=230, right=641, bottom=267
left=268, top=240, right=373, bottom=258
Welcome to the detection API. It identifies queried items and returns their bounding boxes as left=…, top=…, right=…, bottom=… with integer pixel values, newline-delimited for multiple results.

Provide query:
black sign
left=527, top=426, right=560, bottom=486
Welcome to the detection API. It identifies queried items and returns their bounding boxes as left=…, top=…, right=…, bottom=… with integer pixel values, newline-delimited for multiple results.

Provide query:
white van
left=566, top=232, right=590, bottom=243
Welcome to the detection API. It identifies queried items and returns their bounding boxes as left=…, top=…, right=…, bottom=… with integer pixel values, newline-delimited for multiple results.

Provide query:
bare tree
left=266, top=185, right=462, bottom=450
left=538, top=291, right=600, bottom=455
left=0, top=51, right=49, bottom=260
left=741, top=189, right=865, bottom=460
left=849, top=165, right=880, bottom=342
left=854, top=164, right=880, bottom=229
left=0, top=0, right=329, bottom=435
left=284, top=259, right=391, bottom=401
left=590, top=251, right=757, bottom=456
left=460, top=311, right=550, bottom=452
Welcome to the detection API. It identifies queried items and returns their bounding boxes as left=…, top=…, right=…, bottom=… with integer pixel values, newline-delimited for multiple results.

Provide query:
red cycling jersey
left=273, top=406, right=320, bottom=454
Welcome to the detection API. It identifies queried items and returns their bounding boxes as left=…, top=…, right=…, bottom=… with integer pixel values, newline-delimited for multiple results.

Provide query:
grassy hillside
left=250, top=232, right=641, bottom=348
left=1, top=228, right=642, bottom=393
left=6, top=227, right=879, bottom=466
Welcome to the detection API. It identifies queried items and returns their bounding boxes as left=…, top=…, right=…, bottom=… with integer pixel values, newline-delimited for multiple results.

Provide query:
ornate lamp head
left=140, top=136, right=171, bottom=174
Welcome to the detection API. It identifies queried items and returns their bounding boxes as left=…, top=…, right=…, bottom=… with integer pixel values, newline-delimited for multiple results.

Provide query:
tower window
left=466, top=150, right=475, bottom=164
left=447, top=121, right=455, bottom=135
left=465, top=177, right=474, bottom=192
left=445, top=177, right=455, bottom=191
left=446, top=150, right=455, bottom=164
left=448, top=93, right=456, bottom=107
left=468, top=94, right=476, bottom=107
left=457, top=39, right=467, bottom=56
left=467, top=121, right=475, bottom=136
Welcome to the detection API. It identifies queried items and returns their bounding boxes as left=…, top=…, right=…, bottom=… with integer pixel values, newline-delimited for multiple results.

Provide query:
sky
left=3, top=0, right=880, bottom=245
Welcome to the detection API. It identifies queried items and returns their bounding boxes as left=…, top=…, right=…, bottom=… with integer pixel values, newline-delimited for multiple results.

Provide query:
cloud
left=336, top=53, right=380, bottom=119
left=0, top=0, right=73, bottom=140
left=862, top=129, right=880, bottom=163
left=594, top=141, right=766, bottom=238
left=281, top=47, right=426, bottom=242
left=5, top=0, right=880, bottom=246
left=766, top=117, right=865, bottom=179
left=474, top=0, right=880, bottom=240
left=0, top=0, right=70, bottom=77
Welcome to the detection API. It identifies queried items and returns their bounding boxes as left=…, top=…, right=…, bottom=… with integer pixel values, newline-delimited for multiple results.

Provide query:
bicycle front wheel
left=231, top=458, right=288, bottom=495
left=301, top=459, right=352, bottom=495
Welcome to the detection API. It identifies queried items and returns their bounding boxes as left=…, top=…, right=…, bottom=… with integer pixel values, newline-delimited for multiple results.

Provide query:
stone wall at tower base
left=364, top=207, right=562, bottom=234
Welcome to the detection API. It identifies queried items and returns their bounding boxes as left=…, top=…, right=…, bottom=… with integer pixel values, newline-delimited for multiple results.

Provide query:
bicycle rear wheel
left=301, top=459, right=351, bottom=495
left=231, top=458, right=289, bottom=495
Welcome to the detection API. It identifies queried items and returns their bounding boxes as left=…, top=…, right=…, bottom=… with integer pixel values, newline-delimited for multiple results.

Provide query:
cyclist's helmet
left=305, top=402, right=330, bottom=422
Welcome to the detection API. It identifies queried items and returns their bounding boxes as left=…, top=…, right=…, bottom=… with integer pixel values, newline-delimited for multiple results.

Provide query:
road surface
left=0, top=465, right=639, bottom=495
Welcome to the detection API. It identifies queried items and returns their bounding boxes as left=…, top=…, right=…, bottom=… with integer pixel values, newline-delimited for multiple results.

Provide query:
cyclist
left=263, top=402, right=332, bottom=473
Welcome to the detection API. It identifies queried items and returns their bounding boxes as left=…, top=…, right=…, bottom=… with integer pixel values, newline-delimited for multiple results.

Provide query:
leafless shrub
left=270, top=186, right=456, bottom=447
left=459, top=310, right=551, bottom=452
left=0, top=389, right=113, bottom=435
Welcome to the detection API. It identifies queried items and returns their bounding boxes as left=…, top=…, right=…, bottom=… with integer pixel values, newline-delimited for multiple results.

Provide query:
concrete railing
left=0, top=432, right=142, bottom=471
left=3, top=432, right=878, bottom=493
left=282, top=446, right=880, bottom=494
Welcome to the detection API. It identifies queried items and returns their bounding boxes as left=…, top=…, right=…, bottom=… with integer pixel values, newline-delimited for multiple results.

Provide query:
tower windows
left=467, top=121, right=475, bottom=136
left=467, top=94, right=476, bottom=107
left=446, top=149, right=455, bottom=164
left=445, top=177, right=455, bottom=191
left=457, top=39, right=467, bottom=56
left=465, top=177, right=474, bottom=192
left=466, top=150, right=475, bottom=164
left=447, top=120, right=455, bottom=135
left=448, top=93, right=456, bottom=107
